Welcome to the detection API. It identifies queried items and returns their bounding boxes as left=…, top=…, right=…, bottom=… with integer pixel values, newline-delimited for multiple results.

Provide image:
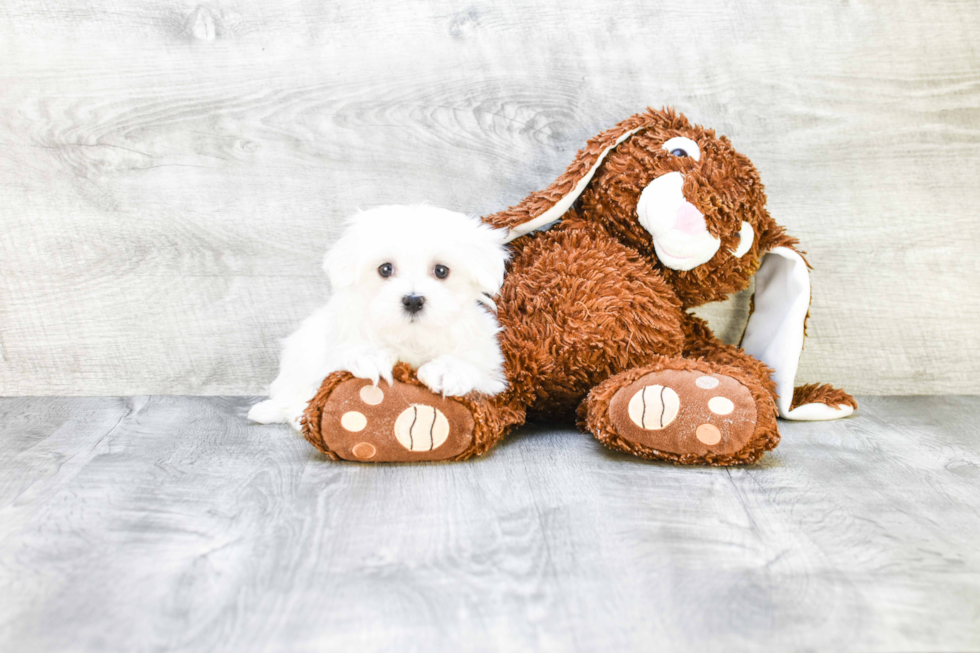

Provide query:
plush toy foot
left=302, top=364, right=523, bottom=463
left=584, top=360, right=779, bottom=465
left=784, top=383, right=858, bottom=421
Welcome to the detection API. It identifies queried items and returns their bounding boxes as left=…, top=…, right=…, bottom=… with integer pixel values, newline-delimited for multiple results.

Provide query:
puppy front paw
left=417, top=357, right=506, bottom=397
left=249, top=398, right=310, bottom=431
left=477, top=376, right=508, bottom=396
left=285, top=406, right=307, bottom=432
left=337, top=347, right=397, bottom=386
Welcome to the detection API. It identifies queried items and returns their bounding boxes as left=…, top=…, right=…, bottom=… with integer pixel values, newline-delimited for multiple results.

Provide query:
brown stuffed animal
left=303, top=108, right=857, bottom=466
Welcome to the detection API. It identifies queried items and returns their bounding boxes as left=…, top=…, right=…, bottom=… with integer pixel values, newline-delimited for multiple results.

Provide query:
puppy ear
left=322, top=235, right=358, bottom=290
left=465, top=224, right=510, bottom=296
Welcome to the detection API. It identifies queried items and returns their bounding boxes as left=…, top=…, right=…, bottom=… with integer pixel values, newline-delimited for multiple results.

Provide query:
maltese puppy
left=249, top=205, right=510, bottom=430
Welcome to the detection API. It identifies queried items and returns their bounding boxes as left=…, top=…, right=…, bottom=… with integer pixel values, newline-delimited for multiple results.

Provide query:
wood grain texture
left=0, top=0, right=978, bottom=395
left=0, top=396, right=979, bottom=651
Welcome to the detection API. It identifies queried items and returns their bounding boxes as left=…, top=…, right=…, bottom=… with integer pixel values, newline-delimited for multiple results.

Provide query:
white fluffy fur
left=248, top=205, right=510, bottom=430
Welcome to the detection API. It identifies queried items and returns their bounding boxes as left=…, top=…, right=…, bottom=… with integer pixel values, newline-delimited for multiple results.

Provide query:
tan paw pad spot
left=340, top=411, right=367, bottom=432
left=359, top=385, right=385, bottom=405
left=627, top=385, right=680, bottom=430
left=394, top=405, right=450, bottom=451
left=351, top=442, right=376, bottom=459
left=695, top=376, right=720, bottom=389
left=708, top=397, right=735, bottom=415
left=696, top=424, right=722, bottom=445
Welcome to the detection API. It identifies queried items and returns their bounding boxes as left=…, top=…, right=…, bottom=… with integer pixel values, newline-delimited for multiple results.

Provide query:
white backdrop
left=1, top=0, right=978, bottom=395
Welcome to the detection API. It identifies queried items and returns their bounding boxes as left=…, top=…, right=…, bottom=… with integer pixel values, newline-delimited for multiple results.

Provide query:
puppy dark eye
left=378, top=263, right=394, bottom=278
left=433, top=264, right=449, bottom=279
left=670, top=148, right=688, bottom=157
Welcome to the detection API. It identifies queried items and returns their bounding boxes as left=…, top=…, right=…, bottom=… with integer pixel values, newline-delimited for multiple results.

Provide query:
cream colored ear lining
left=505, top=126, right=646, bottom=243
left=739, top=247, right=852, bottom=421
left=740, top=248, right=807, bottom=418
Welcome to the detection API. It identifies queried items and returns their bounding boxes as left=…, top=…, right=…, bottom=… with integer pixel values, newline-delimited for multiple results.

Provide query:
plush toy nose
left=673, top=202, right=708, bottom=235
left=402, top=294, right=425, bottom=314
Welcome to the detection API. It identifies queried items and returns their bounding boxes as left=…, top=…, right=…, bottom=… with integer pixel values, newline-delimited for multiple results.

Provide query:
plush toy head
left=485, top=107, right=832, bottom=420
left=575, top=109, right=798, bottom=307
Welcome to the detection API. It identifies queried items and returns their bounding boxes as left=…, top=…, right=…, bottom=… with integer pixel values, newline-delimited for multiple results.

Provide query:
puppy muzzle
left=402, top=294, right=425, bottom=315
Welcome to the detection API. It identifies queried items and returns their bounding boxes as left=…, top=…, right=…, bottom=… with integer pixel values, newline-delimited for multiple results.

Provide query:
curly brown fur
left=495, top=221, right=685, bottom=419
left=581, top=356, right=780, bottom=466
left=791, top=383, right=858, bottom=411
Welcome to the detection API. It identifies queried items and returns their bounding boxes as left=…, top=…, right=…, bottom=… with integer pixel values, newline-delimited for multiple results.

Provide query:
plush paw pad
left=320, top=378, right=475, bottom=462
left=393, top=405, right=450, bottom=451
left=626, top=385, right=680, bottom=429
left=609, top=369, right=758, bottom=457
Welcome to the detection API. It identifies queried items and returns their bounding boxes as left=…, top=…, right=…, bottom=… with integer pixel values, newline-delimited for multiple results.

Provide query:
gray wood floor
left=1, top=396, right=978, bottom=652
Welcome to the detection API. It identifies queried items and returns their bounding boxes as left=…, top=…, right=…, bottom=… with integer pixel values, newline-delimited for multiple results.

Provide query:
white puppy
left=248, top=205, right=509, bottom=430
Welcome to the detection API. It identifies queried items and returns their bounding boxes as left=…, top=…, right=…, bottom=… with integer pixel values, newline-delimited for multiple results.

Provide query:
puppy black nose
left=402, top=294, right=425, bottom=314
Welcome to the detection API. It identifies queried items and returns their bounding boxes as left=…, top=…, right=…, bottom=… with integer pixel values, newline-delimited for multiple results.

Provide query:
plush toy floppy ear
left=483, top=115, right=658, bottom=241
left=739, top=247, right=854, bottom=421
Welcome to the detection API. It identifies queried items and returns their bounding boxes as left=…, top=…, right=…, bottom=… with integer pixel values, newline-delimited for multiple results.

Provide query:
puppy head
left=324, top=205, right=508, bottom=330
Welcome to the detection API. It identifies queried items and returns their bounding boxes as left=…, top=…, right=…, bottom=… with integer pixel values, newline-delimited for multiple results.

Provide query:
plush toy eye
left=433, top=264, right=450, bottom=279
left=378, top=263, right=394, bottom=278
left=731, top=221, right=755, bottom=258
left=662, top=136, right=701, bottom=162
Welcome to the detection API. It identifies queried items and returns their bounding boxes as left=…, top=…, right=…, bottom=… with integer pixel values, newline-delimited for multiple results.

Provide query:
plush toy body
left=303, top=108, right=857, bottom=465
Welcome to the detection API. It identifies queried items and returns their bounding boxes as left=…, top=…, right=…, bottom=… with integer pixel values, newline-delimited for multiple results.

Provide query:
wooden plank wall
left=1, top=0, right=978, bottom=396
